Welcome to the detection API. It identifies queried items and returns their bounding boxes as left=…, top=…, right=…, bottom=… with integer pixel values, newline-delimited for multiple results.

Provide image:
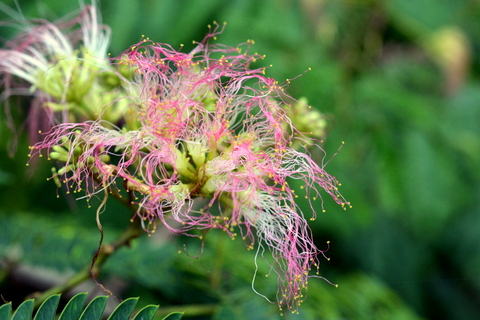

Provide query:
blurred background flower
left=1, top=0, right=480, bottom=319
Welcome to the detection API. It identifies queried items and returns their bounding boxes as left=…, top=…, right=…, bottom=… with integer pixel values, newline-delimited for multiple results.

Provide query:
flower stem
left=32, top=219, right=143, bottom=309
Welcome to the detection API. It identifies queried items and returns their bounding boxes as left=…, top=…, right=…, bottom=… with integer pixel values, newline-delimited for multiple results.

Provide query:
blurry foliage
left=1, top=0, right=480, bottom=319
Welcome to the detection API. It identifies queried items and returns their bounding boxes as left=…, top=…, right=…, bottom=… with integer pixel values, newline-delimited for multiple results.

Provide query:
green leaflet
left=58, top=293, right=88, bottom=320
left=33, top=295, right=60, bottom=320
left=78, top=296, right=108, bottom=320
left=107, top=298, right=138, bottom=320
left=0, top=302, right=12, bottom=320
left=161, top=312, right=184, bottom=320
left=12, top=300, right=34, bottom=320
left=132, top=305, right=160, bottom=320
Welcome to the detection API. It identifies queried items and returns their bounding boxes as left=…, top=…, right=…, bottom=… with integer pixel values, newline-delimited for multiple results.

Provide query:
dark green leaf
left=78, top=296, right=108, bottom=320
left=12, top=300, right=34, bottom=320
left=107, top=297, right=138, bottom=320
left=387, top=0, right=468, bottom=33
left=0, top=302, right=12, bottom=320
left=33, top=294, right=60, bottom=320
left=58, top=293, right=87, bottom=320
left=131, top=305, right=159, bottom=320
left=161, top=312, right=184, bottom=320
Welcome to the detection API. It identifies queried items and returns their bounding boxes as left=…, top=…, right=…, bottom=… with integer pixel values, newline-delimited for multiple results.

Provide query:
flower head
left=29, top=22, right=349, bottom=312
left=0, top=4, right=130, bottom=129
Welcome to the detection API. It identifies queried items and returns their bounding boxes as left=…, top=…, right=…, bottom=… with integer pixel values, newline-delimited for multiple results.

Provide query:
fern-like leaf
left=0, top=293, right=170, bottom=320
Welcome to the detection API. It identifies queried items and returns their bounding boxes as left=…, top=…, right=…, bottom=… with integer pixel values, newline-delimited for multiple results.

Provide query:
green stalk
left=32, top=219, right=143, bottom=309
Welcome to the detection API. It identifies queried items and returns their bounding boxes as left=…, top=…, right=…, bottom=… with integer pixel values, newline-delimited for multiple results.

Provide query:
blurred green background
left=1, top=0, right=480, bottom=319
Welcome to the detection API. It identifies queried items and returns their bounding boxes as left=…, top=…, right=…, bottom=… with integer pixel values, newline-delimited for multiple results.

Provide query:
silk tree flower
left=30, top=23, right=349, bottom=313
left=0, top=4, right=130, bottom=128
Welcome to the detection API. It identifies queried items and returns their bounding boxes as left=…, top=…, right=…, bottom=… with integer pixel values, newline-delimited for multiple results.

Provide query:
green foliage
left=0, top=293, right=172, bottom=320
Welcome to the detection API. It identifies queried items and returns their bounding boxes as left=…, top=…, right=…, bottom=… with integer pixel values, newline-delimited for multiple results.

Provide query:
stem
left=32, top=219, right=143, bottom=309
left=209, top=231, right=227, bottom=290
left=154, top=304, right=217, bottom=319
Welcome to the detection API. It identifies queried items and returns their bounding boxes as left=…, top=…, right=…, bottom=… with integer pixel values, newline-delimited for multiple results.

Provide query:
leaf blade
left=58, top=293, right=88, bottom=320
left=0, top=302, right=12, bottom=320
left=33, top=294, right=60, bottom=320
left=107, top=297, right=138, bottom=320
left=78, top=296, right=108, bottom=320
left=12, top=300, right=34, bottom=320
left=162, top=312, right=184, bottom=320
left=132, top=305, right=159, bottom=320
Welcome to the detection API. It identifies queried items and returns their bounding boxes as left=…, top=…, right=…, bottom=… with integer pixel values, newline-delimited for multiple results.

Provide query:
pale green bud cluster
left=286, top=98, right=328, bottom=145
left=35, top=47, right=133, bottom=124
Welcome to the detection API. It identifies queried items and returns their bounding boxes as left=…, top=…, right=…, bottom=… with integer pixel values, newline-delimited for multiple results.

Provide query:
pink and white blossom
left=0, top=4, right=132, bottom=129
left=29, top=22, right=349, bottom=312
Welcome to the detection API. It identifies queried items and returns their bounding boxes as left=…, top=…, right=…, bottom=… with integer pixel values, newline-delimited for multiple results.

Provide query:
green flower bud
left=186, top=141, right=207, bottom=169
left=175, top=148, right=196, bottom=182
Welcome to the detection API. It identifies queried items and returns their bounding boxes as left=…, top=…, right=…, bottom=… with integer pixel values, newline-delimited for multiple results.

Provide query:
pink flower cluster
left=0, top=4, right=110, bottom=108
left=12, top=7, right=349, bottom=312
